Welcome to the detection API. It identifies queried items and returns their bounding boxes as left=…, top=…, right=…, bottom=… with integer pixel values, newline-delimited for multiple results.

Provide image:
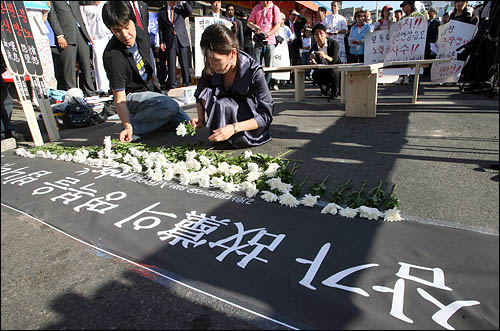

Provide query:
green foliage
left=329, top=179, right=352, bottom=205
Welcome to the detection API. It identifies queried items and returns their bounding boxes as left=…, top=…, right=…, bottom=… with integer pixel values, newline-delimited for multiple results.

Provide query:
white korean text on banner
left=332, top=34, right=347, bottom=63
left=194, top=17, right=231, bottom=77
left=385, top=16, right=427, bottom=62
left=431, top=20, right=476, bottom=84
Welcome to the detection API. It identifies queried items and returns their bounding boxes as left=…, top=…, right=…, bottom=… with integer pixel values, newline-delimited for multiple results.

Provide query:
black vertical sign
left=3, top=0, right=37, bottom=75
left=0, top=0, right=23, bottom=75
left=12, top=1, right=44, bottom=76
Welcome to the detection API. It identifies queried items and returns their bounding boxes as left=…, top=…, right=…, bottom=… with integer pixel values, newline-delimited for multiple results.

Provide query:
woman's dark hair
left=354, top=10, right=365, bottom=19
left=102, top=1, right=136, bottom=30
left=200, top=24, right=240, bottom=75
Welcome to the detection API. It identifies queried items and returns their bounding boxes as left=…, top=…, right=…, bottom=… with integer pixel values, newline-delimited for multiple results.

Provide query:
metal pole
left=375, top=0, right=379, bottom=20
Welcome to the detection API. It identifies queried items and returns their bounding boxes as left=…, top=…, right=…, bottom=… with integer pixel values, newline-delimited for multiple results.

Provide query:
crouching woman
left=190, top=24, right=273, bottom=148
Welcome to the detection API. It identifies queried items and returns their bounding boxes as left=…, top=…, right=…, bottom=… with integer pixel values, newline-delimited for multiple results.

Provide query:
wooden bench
left=264, top=59, right=451, bottom=117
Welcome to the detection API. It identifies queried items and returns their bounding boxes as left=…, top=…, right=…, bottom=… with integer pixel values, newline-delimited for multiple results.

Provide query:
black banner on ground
left=1, top=152, right=498, bottom=330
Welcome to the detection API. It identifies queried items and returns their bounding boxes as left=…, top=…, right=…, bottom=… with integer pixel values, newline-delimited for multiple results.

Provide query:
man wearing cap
left=309, top=24, right=341, bottom=99
left=374, top=5, right=394, bottom=31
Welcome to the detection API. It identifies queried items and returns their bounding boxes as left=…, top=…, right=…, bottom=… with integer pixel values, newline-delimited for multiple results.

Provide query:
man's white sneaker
left=273, top=85, right=279, bottom=91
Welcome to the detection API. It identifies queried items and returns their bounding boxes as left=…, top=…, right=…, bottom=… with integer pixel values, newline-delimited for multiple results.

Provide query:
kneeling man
left=102, top=1, right=189, bottom=142
left=310, top=24, right=341, bottom=99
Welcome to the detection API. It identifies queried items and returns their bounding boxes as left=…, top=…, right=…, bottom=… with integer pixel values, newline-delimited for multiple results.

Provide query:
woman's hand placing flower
left=208, top=124, right=236, bottom=142
left=189, top=118, right=206, bottom=129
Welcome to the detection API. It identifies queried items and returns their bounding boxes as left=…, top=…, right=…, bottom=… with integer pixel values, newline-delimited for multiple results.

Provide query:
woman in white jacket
left=80, top=1, right=113, bottom=96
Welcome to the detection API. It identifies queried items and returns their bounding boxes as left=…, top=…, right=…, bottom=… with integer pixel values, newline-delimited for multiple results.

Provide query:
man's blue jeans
left=126, top=91, right=189, bottom=135
left=254, top=43, right=275, bottom=86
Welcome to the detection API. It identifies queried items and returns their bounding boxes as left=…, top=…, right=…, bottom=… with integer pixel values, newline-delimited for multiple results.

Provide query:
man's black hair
left=319, top=7, right=327, bottom=13
left=226, top=4, right=235, bottom=10
left=102, top=1, right=136, bottom=30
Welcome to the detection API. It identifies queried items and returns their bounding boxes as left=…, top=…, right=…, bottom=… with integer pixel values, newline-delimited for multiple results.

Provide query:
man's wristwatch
left=232, top=123, right=238, bottom=134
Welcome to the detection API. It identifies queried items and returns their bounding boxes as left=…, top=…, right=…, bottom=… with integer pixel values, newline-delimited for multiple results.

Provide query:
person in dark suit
left=226, top=4, right=244, bottom=50
left=208, top=1, right=227, bottom=20
left=47, top=1, right=96, bottom=96
left=310, top=24, right=341, bottom=99
left=129, top=1, right=149, bottom=32
left=425, top=7, right=441, bottom=76
left=158, top=1, right=193, bottom=89
left=240, top=12, right=254, bottom=58
left=285, top=9, right=307, bottom=65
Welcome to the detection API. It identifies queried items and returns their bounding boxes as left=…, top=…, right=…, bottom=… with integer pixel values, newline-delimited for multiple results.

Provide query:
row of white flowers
left=15, top=137, right=403, bottom=222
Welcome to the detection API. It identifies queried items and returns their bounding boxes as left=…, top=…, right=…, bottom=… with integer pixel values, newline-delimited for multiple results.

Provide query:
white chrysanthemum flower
left=198, top=174, right=211, bottom=188
left=110, top=161, right=120, bottom=168
left=277, top=181, right=293, bottom=194
left=218, top=162, right=231, bottom=174
left=246, top=171, right=261, bottom=182
left=359, top=206, right=385, bottom=221
left=228, top=165, right=243, bottom=176
left=244, top=150, right=253, bottom=159
left=173, top=161, right=187, bottom=175
left=384, top=208, right=403, bottom=222
left=221, top=180, right=238, bottom=194
left=102, top=159, right=113, bottom=167
left=264, top=162, right=281, bottom=177
left=240, top=181, right=255, bottom=192
left=163, top=167, right=174, bottom=181
left=186, top=159, right=201, bottom=171
left=246, top=186, right=259, bottom=198
left=80, top=149, right=89, bottom=158
left=132, top=164, right=143, bottom=173
left=103, top=135, right=111, bottom=147
left=321, top=202, right=341, bottom=215
left=120, top=164, right=132, bottom=173
left=247, top=162, right=259, bottom=173
left=279, top=192, right=300, bottom=208
left=144, top=158, right=154, bottom=169
left=301, top=194, right=320, bottom=207
left=266, top=177, right=283, bottom=191
left=16, top=147, right=27, bottom=156
left=179, top=171, right=194, bottom=186
left=148, top=169, right=163, bottom=182
left=340, top=207, right=358, bottom=218
left=203, top=165, right=218, bottom=175
left=199, top=155, right=211, bottom=166
left=185, top=150, right=197, bottom=161
left=211, top=176, right=225, bottom=188
left=176, top=123, right=187, bottom=137
left=36, top=150, right=47, bottom=158
left=261, top=191, right=278, bottom=203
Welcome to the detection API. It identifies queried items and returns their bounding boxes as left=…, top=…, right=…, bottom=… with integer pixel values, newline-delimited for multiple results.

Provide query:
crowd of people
left=1, top=1, right=496, bottom=149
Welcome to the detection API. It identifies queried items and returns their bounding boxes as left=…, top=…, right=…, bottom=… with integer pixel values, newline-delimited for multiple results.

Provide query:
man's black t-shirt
left=103, top=28, right=159, bottom=94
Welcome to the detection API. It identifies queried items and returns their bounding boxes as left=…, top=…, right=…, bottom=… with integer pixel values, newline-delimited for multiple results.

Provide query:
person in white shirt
left=80, top=1, right=113, bottom=96
left=323, top=1, right=347, bottom=37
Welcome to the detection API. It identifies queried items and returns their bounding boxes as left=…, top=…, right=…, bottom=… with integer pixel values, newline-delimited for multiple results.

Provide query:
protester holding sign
left=192, top=24, right=273, bottom=148
left=102, top=2, right=189, bottom=142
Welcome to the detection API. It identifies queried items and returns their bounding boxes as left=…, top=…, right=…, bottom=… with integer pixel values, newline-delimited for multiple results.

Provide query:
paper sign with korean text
left=194, top=17, right=231, bottom=77
left=431, top=20, right=476, bottom=84
left=385, top=16, right=427, bottom=63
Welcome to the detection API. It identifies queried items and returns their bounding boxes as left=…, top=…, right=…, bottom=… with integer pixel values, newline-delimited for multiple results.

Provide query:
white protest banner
left=364, top=30, right=390, bottom=64
left=271, top=29, right=290, bottom=80
left=332, top=34, right=347, bottom=63
left=194, top=17, right=231, bottom=77
left=385, top=16, right=427, bottom=62
left=431, top=20, right=476, bottom=84
left=364, top=29, right=413, bottom=81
